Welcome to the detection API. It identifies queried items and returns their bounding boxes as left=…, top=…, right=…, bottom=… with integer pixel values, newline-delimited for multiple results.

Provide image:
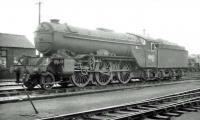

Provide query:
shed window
left=0, top=49, right=7, bottom=68
left=0, top=50, right=7, bottom=57
left=0, top=57, right=6, bottom=68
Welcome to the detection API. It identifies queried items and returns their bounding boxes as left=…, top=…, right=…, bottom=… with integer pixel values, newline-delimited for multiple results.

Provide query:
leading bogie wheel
left=40, top=75, right=54, bottom=90
left=71, top=72, right=90, bottom=87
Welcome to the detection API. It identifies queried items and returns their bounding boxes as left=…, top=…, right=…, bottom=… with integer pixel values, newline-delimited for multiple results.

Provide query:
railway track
left=0, top=71, right=198, bottom=88
left=0, top=71, right=199, bottom=91
left=38, top=88, right=200, bottom=120
left=0, top=72, right=200, bottom=104
left=0, top=79, right=199, bottom=104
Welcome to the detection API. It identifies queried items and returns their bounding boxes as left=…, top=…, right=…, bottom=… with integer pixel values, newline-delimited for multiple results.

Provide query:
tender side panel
left=157, top=48, right=188, bottom=68
left=145, top=50, right=157, bottom=68
left=144, top=41, right=157, bottom=68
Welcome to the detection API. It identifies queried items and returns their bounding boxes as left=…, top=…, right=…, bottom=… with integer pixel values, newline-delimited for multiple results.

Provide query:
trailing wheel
left=175, top=70, right=182, bottom=80
left=95, top=62, right=112, bottom=85
left=72, top=72, right=90, bottom=87
left=40, top=75, right=54, bottom=90
left=117, top=64, right=131, bottom=84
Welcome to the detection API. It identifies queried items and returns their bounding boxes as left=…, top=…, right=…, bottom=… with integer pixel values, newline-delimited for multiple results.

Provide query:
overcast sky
left=0, top=0, right=200, bottom=54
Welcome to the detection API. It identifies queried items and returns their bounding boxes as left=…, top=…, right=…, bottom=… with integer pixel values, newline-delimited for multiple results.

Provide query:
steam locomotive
left=23, top=19, right=188, bottom=90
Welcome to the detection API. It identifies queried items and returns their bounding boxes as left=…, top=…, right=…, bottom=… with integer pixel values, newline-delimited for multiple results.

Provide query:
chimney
left=50, top=19, right=59, bottom=24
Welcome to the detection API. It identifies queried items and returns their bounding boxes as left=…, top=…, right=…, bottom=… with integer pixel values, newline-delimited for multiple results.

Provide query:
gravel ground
left=0, top=81, right=200, bottom=120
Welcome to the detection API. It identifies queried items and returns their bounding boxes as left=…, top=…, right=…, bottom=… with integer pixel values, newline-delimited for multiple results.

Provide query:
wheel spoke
left=40, top=75, right=54, bottom=90
left=95, top=62, right=112, bottom=86
left=117, top=64, right=131, bottom=84
left=72, top=72, right=89, bottom=87
left=95, top=72, right=112, bottom=85
left=118, top=71, right=131, bottom=84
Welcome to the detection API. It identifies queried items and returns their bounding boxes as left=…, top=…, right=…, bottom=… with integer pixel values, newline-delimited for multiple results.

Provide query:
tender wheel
left=167, top=70, right=173, bottom=79
left=140, top=71, right=147, bottom=81
left=95, top=62, right=112, bottom=85
left=157, top=71, right=164, bottom=80
left=117, top=64, right=131, bottom=84
left=40, top=75, right=54, bottom=90
left=72, top=72, right=89, bottom=87
left=175, top=70, right=182, bottom=80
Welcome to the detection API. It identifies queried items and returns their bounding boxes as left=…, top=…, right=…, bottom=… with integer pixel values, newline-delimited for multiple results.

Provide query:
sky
left=0, top=0, right=200, bottom=54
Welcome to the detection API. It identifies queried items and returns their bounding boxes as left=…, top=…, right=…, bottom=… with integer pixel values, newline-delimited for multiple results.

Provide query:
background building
left=0, top=33, right=36, bottom=78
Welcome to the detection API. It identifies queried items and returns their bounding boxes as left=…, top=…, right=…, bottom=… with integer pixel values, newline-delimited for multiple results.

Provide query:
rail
left=38, top=88, right=200, bottom=120
left=1, top=79, right=199, bottom=104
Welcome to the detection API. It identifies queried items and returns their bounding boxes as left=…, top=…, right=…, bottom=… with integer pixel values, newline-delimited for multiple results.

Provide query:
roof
left=0, top=33, right=35, bottom=49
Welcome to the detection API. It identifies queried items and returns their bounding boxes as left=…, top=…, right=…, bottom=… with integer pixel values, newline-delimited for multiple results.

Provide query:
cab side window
left=151, top=43, right=155, bottom=51
left=151, top=43, right=158, bottom=51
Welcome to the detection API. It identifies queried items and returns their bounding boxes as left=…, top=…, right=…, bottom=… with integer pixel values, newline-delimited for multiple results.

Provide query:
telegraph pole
left=36, top=1, right=42, bottom=24
left=36, top=1, right=42, bottom=57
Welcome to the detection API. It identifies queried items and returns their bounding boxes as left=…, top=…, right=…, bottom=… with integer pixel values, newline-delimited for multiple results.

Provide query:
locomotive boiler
left=23, top=19, right=188, bottom=90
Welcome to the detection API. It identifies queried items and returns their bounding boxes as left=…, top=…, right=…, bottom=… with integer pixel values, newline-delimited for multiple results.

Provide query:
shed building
left=0, top=33, right=36, bottom=78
